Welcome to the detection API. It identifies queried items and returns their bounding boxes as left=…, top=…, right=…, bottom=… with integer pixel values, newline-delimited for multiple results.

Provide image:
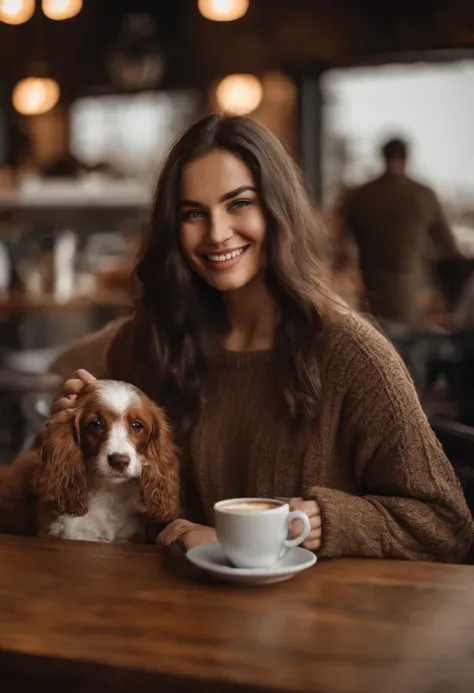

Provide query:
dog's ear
left=36, top=415, right=89, bottom=516
left=140, top=404, right=180, bottom=521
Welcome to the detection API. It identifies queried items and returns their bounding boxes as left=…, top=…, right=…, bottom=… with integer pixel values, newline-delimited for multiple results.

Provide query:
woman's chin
left=207, top=275, right=251, bottom=293
left=197, top=264, right=259, bottom=293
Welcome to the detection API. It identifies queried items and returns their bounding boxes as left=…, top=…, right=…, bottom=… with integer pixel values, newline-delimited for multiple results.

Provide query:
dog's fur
left=0, top=380, right=180, bottom=542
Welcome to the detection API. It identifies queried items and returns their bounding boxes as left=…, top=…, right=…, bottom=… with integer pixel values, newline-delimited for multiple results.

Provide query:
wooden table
left=1, top=535, right=473, bottom=693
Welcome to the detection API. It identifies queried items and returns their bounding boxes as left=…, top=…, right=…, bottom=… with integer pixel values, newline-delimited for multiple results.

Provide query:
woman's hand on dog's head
left=47, top=369, right=97, bottom=425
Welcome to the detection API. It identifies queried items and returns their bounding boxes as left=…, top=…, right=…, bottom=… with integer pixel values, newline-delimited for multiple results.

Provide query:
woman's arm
left=308, top=318, right=473, bottom=563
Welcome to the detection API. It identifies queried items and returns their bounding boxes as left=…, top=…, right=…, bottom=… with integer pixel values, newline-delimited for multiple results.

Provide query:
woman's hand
left=47, top=369, right=97, bottom=424
left=289, top=497, right=322, bottom=551
left=158, top=519, right=217, bottom=552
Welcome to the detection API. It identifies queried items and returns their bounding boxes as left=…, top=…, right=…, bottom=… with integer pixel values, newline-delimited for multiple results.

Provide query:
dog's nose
left=107, top=453, right=130, bottom=472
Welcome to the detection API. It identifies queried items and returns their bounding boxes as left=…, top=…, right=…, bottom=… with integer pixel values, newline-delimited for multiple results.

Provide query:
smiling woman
left=45, top=114, right=473, bottom=563
left=133, top=114, right=332, bottom=427
left=178, top=151, right=266, bottom=292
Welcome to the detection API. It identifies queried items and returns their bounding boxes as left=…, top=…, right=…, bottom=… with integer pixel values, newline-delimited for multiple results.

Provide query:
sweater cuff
left=306, top=486, right=388, bottom=558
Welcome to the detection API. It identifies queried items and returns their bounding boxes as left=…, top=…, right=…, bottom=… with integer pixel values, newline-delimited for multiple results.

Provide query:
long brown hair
left=131, top=114, right=337, bottom=439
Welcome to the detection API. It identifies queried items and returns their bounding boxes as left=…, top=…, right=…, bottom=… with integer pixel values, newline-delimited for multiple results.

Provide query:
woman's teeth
left=206, top=247, right=245, bottom=262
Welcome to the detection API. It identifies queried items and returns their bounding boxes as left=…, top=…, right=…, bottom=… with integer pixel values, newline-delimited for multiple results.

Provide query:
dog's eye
left=131, top=420, right=144, bottom=431
left=89, top=418, right=104, bottom=431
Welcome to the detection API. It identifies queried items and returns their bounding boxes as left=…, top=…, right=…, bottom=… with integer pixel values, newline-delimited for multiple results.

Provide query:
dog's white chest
left=48, top=484, right=145, bottom=543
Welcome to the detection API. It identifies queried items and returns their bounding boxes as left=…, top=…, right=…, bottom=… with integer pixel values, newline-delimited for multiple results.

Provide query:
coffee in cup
left=220, top=500, right=280, bottom=513
left=214, top=497, right=311, bottom=569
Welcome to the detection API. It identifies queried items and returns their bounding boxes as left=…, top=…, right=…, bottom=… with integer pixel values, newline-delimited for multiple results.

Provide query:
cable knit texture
left=104, top=311, right=473, bottom=562
left=186, top=313, right=472, bottom=562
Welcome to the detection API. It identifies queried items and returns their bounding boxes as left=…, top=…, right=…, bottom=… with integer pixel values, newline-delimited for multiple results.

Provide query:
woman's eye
left=131, top=420, right=144, bottom=431
left=182, top=209, right=204, bottom=221
left=89, top=419, right=103, bottom=431
left=230, top=199, right=252, bottom=211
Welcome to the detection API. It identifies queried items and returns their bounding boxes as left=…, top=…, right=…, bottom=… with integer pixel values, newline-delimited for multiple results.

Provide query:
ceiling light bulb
left=42, top=0, right=82, bottom=21
left=198, top=0, right=248, bottom=22
left=13, top=77, right=60, bottom=116
left=216, top=73, right=262, bottom=115
left=0, top=0, right=35, bottom=25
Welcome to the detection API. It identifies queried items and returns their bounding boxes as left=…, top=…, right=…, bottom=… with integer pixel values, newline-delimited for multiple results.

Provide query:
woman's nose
left=207, top=212, right=233, bottom=246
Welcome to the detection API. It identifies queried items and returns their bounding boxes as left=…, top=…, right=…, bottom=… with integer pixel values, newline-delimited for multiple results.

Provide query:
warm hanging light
left=216, top=74, right=262, bottom=115
left=0, top=0, right=35, bottom=25
left=42, top=0, right=82, bottom=20
left=12, top=77, right=60, bottom=115
left=198, top=0, right=248, bottom=22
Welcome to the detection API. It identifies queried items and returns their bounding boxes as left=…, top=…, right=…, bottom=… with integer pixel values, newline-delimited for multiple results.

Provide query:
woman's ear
left=140, top=404, right=180, bottom=521
left=36, top=415, right=89, bottom=516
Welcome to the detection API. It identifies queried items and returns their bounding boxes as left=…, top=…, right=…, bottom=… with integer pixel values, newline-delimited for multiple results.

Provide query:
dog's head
left=37, top=380, right=180, bottom=520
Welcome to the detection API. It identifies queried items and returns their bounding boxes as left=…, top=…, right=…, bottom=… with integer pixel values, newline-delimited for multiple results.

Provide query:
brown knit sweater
left=51, top=311, right=474, bottom=562
left=185, top=313, right=473, bottom=562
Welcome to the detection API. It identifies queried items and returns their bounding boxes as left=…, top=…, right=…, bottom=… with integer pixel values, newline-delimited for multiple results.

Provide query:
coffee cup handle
left=285, top=511, right=311, bottom=548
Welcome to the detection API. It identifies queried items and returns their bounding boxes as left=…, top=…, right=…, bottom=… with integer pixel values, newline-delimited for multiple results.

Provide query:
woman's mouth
left=202, top=245, right=250, bottom=270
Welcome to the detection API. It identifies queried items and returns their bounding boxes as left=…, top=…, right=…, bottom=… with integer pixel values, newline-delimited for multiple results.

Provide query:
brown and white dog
left=0, top=380, right=180, bottom=543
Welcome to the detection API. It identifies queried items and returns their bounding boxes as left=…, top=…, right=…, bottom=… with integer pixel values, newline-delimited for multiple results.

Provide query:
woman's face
left=178, top=149, right=267, bottom=293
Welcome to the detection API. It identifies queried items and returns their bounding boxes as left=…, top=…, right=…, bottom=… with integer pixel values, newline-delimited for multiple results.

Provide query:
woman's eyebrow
left=220, top=185, right=257, bottom=202
left=178, top=199, right=205, bottom=208
left=178, top=185, right=257, bottom=208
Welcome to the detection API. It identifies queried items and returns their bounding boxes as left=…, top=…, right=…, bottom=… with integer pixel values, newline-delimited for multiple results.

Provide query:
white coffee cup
left=214, top=497, right=311, bottom=569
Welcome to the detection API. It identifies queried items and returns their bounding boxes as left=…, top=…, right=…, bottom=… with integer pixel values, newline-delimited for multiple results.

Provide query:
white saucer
left=186, top=543, right=317, bottom=585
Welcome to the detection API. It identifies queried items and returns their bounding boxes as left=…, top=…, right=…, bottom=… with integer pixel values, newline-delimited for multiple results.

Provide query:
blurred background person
left=340, top=137, right=460, bottom=334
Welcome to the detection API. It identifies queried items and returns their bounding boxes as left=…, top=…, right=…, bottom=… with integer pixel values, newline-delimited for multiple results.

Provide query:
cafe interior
left=1, top=1, right=474, bottom=691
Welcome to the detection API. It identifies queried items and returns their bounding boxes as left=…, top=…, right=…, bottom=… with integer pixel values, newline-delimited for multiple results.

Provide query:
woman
left=51, top=114, right=473, bottom=561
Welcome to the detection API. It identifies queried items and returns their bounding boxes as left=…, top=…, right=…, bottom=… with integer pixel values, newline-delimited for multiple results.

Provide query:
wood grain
left=0, top=535, right=473, bottom=693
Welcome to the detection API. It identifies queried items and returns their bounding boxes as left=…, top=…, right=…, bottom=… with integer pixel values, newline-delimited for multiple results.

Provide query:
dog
left=0, top=380, right=180, bottom=543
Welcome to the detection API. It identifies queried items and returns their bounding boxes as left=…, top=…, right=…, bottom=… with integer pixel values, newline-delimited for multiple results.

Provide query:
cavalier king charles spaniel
left=0, top=380, right=180, bottom=543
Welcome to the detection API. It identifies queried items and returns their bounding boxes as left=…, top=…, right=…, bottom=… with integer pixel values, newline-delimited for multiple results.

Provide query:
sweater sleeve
left=308, top=317, right=474, bottom=562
